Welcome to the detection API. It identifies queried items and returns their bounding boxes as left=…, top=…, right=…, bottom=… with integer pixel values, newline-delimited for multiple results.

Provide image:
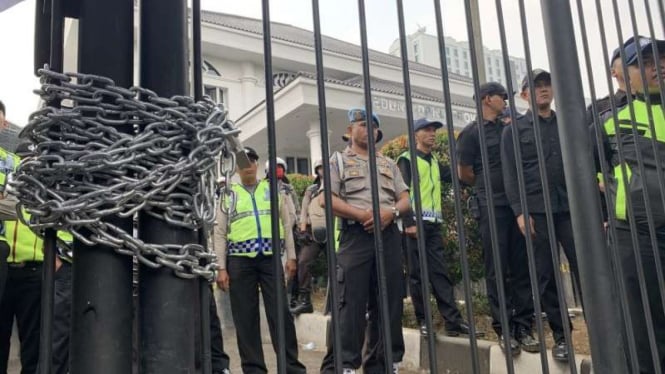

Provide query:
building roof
left=200, top=11, right=472, bottom=82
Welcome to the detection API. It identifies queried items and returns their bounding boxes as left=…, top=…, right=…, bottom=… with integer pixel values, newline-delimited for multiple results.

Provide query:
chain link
left=11, top=68, right=242, bottom=280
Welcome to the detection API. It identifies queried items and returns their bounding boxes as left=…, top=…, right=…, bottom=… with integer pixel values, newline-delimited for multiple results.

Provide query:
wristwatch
left=392, top=206, right=400, bottom=219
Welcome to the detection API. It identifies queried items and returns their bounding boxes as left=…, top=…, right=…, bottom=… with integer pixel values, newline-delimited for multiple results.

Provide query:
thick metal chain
left=11, top=68, right=242, bottom=280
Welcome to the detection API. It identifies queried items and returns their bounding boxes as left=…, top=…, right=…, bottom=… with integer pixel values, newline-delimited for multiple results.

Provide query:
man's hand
left=216, top=269, right=230, bottom=292
left=404, top=225, right=417, bottom=238
left=299, top=223, right=308, bottom=233
left=55, top=256, right=63, bottom=272
left=362, top=209, right=394, bottom=232
left=285, top=259, right=297, bottom=280
left=516, top=214, right=535, bottom=239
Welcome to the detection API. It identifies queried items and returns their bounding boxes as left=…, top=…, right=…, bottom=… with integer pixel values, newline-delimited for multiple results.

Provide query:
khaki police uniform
left=217, top=179, right=305, bottom=374
left=320, top=146, right=407, bottom=374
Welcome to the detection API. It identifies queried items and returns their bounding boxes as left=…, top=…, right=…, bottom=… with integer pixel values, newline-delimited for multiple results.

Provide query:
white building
left=64, top=11, right=526, bottom=175
left=388, top=27, right=528, bottom=92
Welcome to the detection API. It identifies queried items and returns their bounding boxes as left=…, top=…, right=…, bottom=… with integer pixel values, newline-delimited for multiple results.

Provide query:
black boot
left=289, top=287, right=299, bottom=311
left=291, top=291, right=313, bottom=315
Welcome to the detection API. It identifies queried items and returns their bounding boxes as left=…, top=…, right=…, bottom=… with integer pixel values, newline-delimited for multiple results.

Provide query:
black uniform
left=501, top=110, right=579, bottom=343
left=397, top=152, right=466, bottom=332
left=456, top=118, right=534, bottom=337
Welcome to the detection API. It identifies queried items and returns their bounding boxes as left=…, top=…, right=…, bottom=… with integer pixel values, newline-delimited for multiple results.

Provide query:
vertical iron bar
left=310, top=0, right=343, bottom=372
left=573, top=0, right=640, bottom=370
left=192, top=2, right=212, bottom=373
left=192, top=0, right=203, bottom=102
left=34, top=0, right=51, bottom=75
left=70, top=1, right=134, bottom=373
left=542, top=3, right=631, bottom=374
left=517, top=0, right=578, bottom=371
left=356, top=0, right=394, bottom=369
left=493, top=1, right=550, bottom=371
left=139, top=1, right=197, bottom=373
left=431, top=1, right=481, bottom=372
left=393, top=0, right=437, bottom=372
left=259, top=1, right=288, bottom=372
left=462, top=2, right=516, bottom=372
left=38, top=0, right=64, bottom=372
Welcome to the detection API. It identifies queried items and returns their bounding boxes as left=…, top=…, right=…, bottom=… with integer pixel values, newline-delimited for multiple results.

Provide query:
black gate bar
left=310, top=0, right=344, bottom=371
left=541, top=0, right=631, bottom=372
left=259, top=1, right=288, bottom=372
left=393, top=0, right=438, bottom=371
left=356, top=0, right=395, bottom=369
left=70, top=1, right=135, bottom=373
left=139, top=0, right=198, bottom=372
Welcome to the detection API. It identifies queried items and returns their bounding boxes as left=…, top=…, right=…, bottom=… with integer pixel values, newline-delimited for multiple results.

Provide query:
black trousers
left=613, top=222, right=665, bottom=374
left=0, top=262, right=42, bottom=374
left=320, top=224, right=405, bottom=374
left=406, top=222, right=463, bottom=328
left=296, top=238, right=323, bottom=294
left=227, top=254, right=305, bottom=374
left=0, top=242, right=8, bottom=301
left=531, top=212, right=578, bottom=341
left=209, top=287, right=230, bottom=372
left=52, top=262, right=72, bottom=374
left=477, top=206, right=534, bottom=336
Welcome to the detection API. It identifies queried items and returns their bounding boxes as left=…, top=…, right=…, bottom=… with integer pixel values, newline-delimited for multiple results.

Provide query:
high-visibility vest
left=5, top=210, right=43, bottom=263
left=397, top=151, right=443, bottom=222
left=0, top=149, right=20, bottom=245
left=602, top=98, right=665, bottom=224
left=225, top=180, right=284, bottom=257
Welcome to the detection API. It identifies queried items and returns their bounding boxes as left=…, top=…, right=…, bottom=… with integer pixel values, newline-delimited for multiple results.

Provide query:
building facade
left=389, top=27, right=528, bottom=92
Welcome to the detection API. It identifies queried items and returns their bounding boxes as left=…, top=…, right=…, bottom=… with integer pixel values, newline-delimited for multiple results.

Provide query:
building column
left=306, top=121, right=331, bottom=173
left=239, top=62, right=257, bottom=110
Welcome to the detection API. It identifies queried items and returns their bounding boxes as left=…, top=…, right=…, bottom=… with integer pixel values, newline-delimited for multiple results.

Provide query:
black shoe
left=515, top=330, right=540, bottom=353
left=499, top=335, right=521, bottom=357
left=446, top=322, right=485, bottom=337
left=552, top=339, right=569, bottom=362
left=291, top=300, right=313, bottom=315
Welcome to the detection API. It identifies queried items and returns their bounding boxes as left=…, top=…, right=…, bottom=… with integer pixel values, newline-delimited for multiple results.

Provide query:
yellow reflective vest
left=0, top=148, right=19, bottom=245
left=5, top=210, right=43, bottom=263
left=225, top=180, right=284, bottom=257
left=397, top=151, right=443, bottom=222
left=601, top=97, right=665, bottom=226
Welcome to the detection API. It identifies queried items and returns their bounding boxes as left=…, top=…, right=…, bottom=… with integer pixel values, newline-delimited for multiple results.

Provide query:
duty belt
left=7, top=261, right=42, bottom=269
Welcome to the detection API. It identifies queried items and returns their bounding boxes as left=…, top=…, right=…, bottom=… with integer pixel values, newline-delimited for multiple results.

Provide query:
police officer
left=397, top=118, right=475, bottom=338
left=320, top=108, right=410, bottom=374
left=457, top=82, right=535, bottom=356
left=291, top=160, right=325, bottom=315
left=216, top=147, right=305, bottom=374
left=501, top=70, right=579, bottom=361
left=0, top=100, right=18, bottom=301
left=592, top=36, right=665, bottom=373
left=586, top=45, right=629, bottom=126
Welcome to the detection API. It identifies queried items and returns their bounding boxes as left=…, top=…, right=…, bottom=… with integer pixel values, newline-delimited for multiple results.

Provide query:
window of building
left=462, top=50, right=468, bottom=60
left=285, top=157, right=310, bottom=175
left=204, top=85, right=225, bottom=104
left=453, top=48, right=458, bottom=57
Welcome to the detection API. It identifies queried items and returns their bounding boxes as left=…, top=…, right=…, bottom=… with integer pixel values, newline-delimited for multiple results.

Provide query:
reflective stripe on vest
left=398, top=151, right=442, bottom=222
left=226, top=180, right=284, bottom=257
left=614, top=163, right=631, bottom=221
left=5, top=210, right=43, bottom=263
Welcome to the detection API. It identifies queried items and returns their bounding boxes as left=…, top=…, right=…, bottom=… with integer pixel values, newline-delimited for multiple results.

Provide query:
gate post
left=540, top=1, right=628, bottom=372
left=70, top=1, right=135, bottom=373
left=139, top=0, right=198, bottom=373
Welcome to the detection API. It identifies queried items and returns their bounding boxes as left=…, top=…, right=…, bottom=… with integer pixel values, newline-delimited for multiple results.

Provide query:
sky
left=0, top=0, right=663, bottom=126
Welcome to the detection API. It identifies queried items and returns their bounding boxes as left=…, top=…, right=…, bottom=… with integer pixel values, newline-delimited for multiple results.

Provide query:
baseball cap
left=620, top=36, right=665, bottom=66
left=413, top=118, right=443, bottom=132
left=343, top=108, right=383, bottom=142
left=475, top=82, right=508, bottom=100
left=521, top=69, right=551, bottom=92
left=243, top=147, right=259, bottom=161
left=14, top=141, right=34, bottom=158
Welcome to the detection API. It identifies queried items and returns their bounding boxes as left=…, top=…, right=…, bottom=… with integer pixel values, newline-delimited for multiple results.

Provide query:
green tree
left=381, top=131, right=485, bottom=284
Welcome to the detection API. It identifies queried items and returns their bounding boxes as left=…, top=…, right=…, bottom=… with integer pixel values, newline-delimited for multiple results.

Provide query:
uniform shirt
left=501, top=110, right=569, bottom=216
left=215, top=182, right=296, bottom=270
left=329, top=146, right=408, bottom=210
left=396, top=150, right=451, bottom=226
left=456, top=118, right=509, bottom=207
left=299, top=183, right=320, bottom=226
